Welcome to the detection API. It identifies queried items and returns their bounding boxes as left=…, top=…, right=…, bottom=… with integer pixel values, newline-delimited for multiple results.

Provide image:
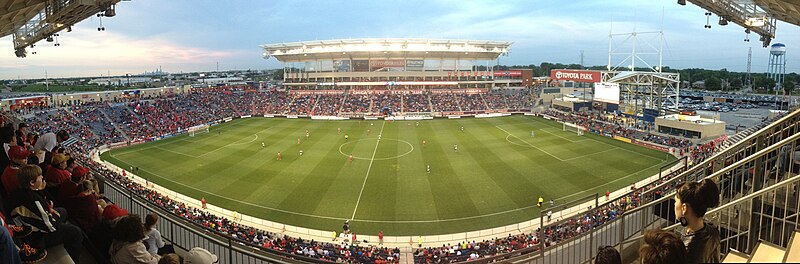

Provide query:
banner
left=632, top=140, right=670, bottom=153
left=289, top=90, right=345, bottom=95
left=406, top=60, right=424, bottom=71
left=493, top=70, right=523, bottom=77
left=429, top=89, right=488, bottom=94
left=350, top=90, right=389, bottom=95
left=353, top=60, right=369, bottom=72
left=370, top=60, right=405, bottom=72
left=613, top=135, right=632, bottom=143
left=550, top=69, right=602, bottom=83
left=389, top=90, right=425, bottom=95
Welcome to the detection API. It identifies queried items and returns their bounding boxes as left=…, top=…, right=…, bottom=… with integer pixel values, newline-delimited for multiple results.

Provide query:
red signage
left=550, top=69, right=601, bottom=83
left=288, top=90, right=345, bottom=95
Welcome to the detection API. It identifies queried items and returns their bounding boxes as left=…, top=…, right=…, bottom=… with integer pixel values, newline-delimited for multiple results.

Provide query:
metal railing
left=456, top=108, right=800, bottom=264
left=103, top=180, right=328, bottom=264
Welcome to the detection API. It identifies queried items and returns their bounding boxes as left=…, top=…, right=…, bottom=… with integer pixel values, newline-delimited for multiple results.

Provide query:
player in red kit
left=277, top=151, right=281, bottom=161
left=349, top=154, right=353, bottom=163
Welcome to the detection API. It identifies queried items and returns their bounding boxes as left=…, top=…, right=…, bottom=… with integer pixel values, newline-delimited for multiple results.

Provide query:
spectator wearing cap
left=1, top=145, right=31, bottom=197
left=103, top=204, right=129, bottom=222
left=33, top=130, right=68, bottom=165
left=45, top=153, right=71, bottom=186
left=184, top=247, right=218, bottom=264
left=109, top=214, right=161, bottom=264
left=58, top=166, right=90, bottom=202
left=10, top=165, right=83, bottom=263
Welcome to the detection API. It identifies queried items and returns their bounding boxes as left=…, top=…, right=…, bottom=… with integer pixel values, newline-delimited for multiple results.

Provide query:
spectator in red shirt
left=45, top=153, right=71, bottom=186
left=1, top=145, right=31, bottom=197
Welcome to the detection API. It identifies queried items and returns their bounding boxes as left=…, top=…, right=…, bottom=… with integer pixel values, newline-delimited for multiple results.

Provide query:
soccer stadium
left=1, top=0, right=800, bottom=264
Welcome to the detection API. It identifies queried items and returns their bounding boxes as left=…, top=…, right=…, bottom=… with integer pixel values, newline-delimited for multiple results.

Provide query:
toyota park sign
left=550, top=69, right=601, bottom=83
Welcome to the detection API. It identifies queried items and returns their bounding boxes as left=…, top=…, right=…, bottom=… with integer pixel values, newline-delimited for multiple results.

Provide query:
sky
left=0, top=0, right=798, bottom=80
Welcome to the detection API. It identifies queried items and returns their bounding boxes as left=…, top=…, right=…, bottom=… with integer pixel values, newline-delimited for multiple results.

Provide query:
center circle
left=338, top=138, right=415, bottom=160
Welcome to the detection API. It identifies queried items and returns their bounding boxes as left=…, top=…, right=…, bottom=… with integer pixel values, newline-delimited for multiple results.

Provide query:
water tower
left=768, top=43, right=786, bottom=92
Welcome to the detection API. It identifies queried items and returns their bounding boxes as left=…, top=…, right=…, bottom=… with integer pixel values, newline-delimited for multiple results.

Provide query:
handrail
left=103, top=172, right=333, bottom=264
left=627, top=131, right=800, bottom=218
left=642, top=107, right=800, bottom=198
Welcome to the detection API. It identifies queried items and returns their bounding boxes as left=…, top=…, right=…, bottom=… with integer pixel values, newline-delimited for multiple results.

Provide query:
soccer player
left=532, top=131, right=535, bottom=138
left=344, top=134, right=349, bottom=141
left=415, top=122, right=419, bottom=127
left=426, top=165, right=430, bottom=174
left=453, top=144, right=458, bottom=152
left=299, top=150, right=303, bottom=156
left=422, top=140, right=427, bottom=146
left=297, top=137, right=300, bottom=145
left=306, top=131, right=310, bottom=139
left=201, top=197, right=207, bottom=209
left=277, top=151, right=281, bottom=161
left=338, top=127, right=341, bottom=135
left=367, top=129, right=371, bottom=135
left=460, top=126, right=464, bottom=132
left=349, top=154, right=353, bottom=163
left=261, top=142, right=265, bottom=148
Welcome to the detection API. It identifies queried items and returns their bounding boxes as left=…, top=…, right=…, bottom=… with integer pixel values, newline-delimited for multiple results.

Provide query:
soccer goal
left=188, top=124, right=210, bottom=137
left=562, top=122, right=586, bottom=136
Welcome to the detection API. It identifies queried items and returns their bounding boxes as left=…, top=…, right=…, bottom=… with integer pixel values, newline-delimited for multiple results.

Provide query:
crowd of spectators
left=312, top=94, right=343, bottom=116
left=0, top=86, right=742, bottom=263
left=1, top=96, right=402, bottom=262
left=429, top=93, right=462, bottom=112
left=402, top=94, right=431, bottom=113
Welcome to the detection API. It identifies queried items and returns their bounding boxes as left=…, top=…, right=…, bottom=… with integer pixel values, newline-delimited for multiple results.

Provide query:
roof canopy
left=262, top=38, right=512, bottom=62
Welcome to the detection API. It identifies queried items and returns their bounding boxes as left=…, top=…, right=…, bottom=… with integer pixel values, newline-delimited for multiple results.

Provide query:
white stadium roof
left=261, top=38, right=512, bottom=62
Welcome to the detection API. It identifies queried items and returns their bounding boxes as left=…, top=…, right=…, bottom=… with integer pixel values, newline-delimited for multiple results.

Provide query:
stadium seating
left=6, top=85, right=767, bottom=263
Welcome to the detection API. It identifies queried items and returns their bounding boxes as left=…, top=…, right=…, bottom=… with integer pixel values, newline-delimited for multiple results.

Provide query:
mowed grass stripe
left=103, top=116, right=676, bottom=235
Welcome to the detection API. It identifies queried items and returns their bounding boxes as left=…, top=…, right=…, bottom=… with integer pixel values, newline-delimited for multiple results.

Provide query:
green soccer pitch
left=101, top=115, right=676, bottom=235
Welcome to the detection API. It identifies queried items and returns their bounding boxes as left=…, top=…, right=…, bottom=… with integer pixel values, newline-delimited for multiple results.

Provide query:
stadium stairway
left=98, top=105, right=131, bottom=141
left=748, top=241, right=785, bottom=262
left=721, top=249, right=749, bottom=263
left=720, top=231, right=800, bottom=264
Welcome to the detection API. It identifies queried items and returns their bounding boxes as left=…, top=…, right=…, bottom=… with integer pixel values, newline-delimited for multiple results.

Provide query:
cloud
left=0, top=29, right=247, bottom=79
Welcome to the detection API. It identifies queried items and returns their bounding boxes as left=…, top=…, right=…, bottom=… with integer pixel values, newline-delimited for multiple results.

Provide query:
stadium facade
left=261, top=38, right=533, bottom=90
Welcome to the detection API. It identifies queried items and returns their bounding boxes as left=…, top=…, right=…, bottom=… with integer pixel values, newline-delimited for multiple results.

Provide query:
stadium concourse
left=0, top=84, right=739, bottom=263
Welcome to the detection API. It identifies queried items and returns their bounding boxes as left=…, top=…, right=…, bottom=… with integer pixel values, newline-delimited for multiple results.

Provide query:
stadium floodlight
left=104, top=5, right=116, bottom=17
left=677, top=0, right=686, bottom=5
left=14, top=48, right=26, bottom=58
left=745, top=16, right=767, bottom=27
left=719, top=17, right=728, bottom=26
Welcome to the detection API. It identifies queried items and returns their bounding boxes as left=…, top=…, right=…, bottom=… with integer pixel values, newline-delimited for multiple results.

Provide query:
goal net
left=562, top=122, right=586, bottom=136
left=188, top=124, right=210, bottom=137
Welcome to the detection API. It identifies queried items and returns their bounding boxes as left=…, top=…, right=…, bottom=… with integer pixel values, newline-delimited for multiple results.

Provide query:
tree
left=754, top=76, right=776, bottom=91
left=704, top=77, right=721, bottom=90
left=784, top=80, right=796, bottom=94
left=271, top=70, right=284, bottom=81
